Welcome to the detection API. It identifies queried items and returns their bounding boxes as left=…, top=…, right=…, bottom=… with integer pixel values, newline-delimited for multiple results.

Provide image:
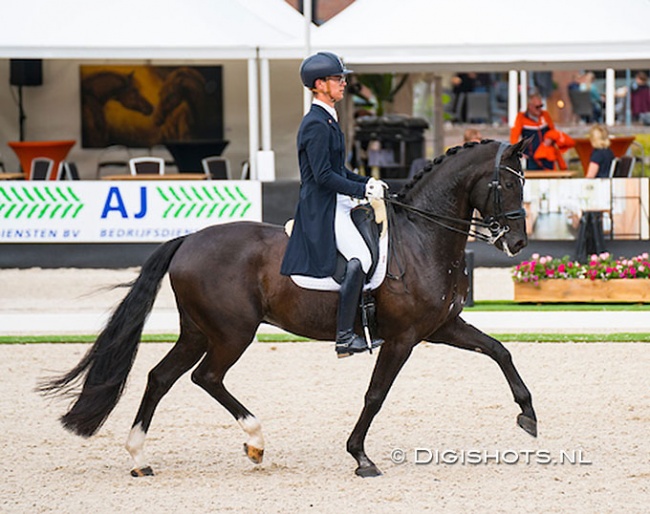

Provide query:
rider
left=280, top=51, right=386, bottom=358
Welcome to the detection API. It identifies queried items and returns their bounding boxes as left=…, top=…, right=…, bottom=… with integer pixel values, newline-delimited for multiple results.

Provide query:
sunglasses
left=325, top=75, right=347, bottom=85
left=533, top=104, right=543, bottom=109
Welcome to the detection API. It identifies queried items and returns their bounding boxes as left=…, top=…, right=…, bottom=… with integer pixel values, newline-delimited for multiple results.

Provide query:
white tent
left=310, top=0, right=650, bottom=72
left=0, top=0, right=304, bottom=60
left=309, top=0, right=650, bottom=128
left=0, top=0, right=308, bottom=178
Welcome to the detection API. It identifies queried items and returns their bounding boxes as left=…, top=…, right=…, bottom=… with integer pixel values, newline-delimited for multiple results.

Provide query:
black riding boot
left=335, top=258, right=383, bottom=358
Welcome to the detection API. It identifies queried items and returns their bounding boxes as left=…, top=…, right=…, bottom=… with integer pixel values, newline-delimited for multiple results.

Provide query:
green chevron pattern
left=0, top=185, right=84, bottom=219
left=156, top=184, right=252, bottom=219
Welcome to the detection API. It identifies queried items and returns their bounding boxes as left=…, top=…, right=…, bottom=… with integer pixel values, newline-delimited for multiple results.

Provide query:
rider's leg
left=336, top=258, right=370, bottom=358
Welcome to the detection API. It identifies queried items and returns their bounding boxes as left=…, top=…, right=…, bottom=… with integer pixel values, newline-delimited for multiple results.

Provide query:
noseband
left=385, top=141, right=525, bottom=245
left=481, top=142, right=527, bottom=243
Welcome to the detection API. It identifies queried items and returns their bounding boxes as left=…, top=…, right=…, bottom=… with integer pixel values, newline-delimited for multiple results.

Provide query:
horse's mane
left=397, top=139, right=496, bottom=202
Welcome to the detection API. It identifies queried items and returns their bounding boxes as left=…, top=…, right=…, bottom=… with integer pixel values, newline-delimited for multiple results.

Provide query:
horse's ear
left=505, top=137, right=533, bottom=159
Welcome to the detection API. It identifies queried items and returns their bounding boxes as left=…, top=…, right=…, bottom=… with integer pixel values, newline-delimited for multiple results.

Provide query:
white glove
left=365, top=177, right=388, bottom=200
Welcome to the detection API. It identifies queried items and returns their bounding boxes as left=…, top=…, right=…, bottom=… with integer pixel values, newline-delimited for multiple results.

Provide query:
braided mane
left=397, top=139, right=495, bottom=201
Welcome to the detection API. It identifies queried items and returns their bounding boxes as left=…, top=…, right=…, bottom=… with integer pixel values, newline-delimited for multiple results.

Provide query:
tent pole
left=605, top=68, right=615, bottom=126
left=303, top=0, right=312, bottom=115
left=508, top=70, right=518, bottom=126
left=260, top=58, right=272, bottom=151
left=248, top=57, right=259, bottom=180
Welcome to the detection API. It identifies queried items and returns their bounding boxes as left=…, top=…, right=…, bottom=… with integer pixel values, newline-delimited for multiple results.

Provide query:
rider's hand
left=365, top=177, right=387, bottom=200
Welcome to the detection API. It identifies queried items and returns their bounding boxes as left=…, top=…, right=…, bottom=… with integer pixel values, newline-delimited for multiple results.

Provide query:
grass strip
left=1, top=333, right=649, bottom=344
left=466, top=301, right=650, bottom=311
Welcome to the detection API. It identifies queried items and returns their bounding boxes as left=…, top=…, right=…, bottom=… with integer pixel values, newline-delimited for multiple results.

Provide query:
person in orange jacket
left=510, top=93, right=556, bottom=170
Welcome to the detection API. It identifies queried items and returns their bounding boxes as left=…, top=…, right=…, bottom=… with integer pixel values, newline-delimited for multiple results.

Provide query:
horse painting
left=153, top=67, right=210, bottom=142
left=41, top=139, right=537, bottom=478
left=81, top=71, right=154, bottom=148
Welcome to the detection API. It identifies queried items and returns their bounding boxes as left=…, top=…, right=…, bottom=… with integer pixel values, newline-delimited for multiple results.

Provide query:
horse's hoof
left=355, top=464, right=382, bottom=478
left=243, top=443, right=264, bottom=464
left=130, top=466, right=154, bottom=477
left=517, top=414, right=538, bottom=437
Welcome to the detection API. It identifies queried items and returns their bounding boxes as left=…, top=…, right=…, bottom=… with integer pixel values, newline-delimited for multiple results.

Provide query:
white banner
left=0, top=181, right=262, bottom=243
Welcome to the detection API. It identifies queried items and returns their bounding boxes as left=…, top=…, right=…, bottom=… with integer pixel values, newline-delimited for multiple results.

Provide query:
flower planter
left=514, top=279, right=650, bottom=303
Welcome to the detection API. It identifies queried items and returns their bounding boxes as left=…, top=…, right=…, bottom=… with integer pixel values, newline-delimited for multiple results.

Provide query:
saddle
left=284, top=198, right=389, bottom=292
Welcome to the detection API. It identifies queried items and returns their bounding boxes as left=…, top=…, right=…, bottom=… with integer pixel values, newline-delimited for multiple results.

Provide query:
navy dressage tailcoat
left=280, top=104, right=368, bottom=278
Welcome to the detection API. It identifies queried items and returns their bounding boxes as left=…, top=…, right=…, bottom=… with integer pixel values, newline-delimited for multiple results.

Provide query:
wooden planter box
left=514, top=279, right=650, bottom=303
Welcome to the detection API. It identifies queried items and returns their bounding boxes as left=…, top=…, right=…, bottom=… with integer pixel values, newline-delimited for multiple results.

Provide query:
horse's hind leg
left=428, top=316, right=537, bottom=437
left=126, top=327, right=207, bottom=477
left=191, top=338, right=264, bottom=465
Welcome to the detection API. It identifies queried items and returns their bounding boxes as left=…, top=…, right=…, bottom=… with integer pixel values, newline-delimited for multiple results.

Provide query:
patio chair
left=129, top=156, right=165, bottom=175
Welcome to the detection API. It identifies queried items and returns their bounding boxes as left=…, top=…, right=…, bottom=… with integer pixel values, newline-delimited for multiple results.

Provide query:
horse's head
left=116, top=72, right=153, bottom=116
left=153, top=67, right=206, bottom=127
left=469, top=138, right=530, bottom=256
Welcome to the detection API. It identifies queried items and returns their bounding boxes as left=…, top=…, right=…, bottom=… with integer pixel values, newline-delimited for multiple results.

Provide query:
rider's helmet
left=299, top=52, right=352, bottom=89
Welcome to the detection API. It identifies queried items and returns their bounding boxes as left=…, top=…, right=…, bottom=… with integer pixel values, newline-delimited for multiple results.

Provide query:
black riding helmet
left=299, top=52, right=353, bottom=89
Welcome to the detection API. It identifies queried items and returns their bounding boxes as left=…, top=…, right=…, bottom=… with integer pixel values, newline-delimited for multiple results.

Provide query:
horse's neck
left=85, top=75, right=125, bottom=103
left=398, top=168, right=475, bottom=262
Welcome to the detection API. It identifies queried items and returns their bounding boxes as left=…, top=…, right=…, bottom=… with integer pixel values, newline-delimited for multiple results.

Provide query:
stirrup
left=335, top=332, right=368, bottom=358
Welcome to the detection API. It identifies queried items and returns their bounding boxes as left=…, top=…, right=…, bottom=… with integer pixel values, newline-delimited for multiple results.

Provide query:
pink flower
left=558, top=264, right=566, bottom=273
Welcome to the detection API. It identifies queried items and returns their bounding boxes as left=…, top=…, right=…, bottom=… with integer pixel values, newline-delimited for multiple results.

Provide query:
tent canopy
left=310, top=0, right=650, bottom=72
left=0, top=0, right=305, bottom=59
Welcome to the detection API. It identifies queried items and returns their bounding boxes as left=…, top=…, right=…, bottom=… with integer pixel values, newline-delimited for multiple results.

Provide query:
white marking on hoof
left=238, top=415, right=265, bottom=452
left=125, top=422, right=148, bottom=470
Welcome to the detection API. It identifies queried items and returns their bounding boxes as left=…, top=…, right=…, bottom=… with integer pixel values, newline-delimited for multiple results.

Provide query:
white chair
left=201, top=156, right=231, bottom=180
left=129, top=156, right=165, bottom=176
left=609, top=156, right=635, bottom=178
left=30, top=157, right=55, bottom=180
left=57, top=161, right=80, bottom=180
left=240, top=160, right=250, bottom=180
left=96, top=145, right=133, bottom=178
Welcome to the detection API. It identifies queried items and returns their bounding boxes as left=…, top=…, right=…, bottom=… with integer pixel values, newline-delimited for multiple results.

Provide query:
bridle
left=385, top=141, right=526, bottom=245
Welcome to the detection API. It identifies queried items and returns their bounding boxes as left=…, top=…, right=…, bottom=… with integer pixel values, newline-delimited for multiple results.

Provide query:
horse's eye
left=504, top=181, right=515, bottom=190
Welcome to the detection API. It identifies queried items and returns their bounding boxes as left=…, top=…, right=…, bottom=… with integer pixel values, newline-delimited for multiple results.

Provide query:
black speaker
left=10, top=59, right=43, bottom=86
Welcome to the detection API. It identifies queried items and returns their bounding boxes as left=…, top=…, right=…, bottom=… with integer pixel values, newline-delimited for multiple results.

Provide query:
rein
left=385, top=142, right=526, bottom=245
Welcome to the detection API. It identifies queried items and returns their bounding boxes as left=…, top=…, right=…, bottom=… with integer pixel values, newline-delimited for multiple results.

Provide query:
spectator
left=580, top=71, right=603, bottom=123
left=585, top=125, right=615, bottom=178
left=463, top=127, right=483, bottom=143
left=510, top=92, right=557, bottom=170
left=630, top=71, right=650, bottom=123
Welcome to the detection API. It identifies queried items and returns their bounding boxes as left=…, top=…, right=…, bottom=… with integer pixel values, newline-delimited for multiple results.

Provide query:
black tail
left=39, top=236, right=186, bottom=437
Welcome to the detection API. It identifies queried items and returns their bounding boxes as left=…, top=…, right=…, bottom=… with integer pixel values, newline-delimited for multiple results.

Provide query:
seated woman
left=585, top=125, right=615, bottom=178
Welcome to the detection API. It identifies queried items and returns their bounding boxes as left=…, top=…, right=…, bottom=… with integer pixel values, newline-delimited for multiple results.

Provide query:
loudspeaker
left=10, top=59, right=43, bottom=86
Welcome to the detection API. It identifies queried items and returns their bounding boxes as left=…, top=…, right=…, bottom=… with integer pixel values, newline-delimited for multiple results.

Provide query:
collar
left=313, top=99, right=338, bottom=122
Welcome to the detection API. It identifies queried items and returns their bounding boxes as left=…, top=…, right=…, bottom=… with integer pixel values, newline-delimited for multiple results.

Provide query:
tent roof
left=310, top=0, right=650, bottom=72
left=0, top=0, right=306, bottom=60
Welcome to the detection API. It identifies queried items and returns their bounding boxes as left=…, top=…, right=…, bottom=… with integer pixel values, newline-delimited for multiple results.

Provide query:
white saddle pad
left=290, top=230, right=388, bottom=292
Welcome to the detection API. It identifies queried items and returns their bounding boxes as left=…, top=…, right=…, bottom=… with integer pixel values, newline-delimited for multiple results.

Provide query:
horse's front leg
left=427, top=316, right=537, bottom=437
left=347, top=341, right=414, bottom=477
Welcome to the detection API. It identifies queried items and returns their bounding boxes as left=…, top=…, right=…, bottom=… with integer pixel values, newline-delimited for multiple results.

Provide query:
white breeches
left=334, top=194, right=372, bottom=273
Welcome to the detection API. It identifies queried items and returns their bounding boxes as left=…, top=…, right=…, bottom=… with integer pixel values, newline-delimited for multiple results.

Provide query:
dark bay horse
left=81, top=71, right=154, bottom=147
left=41, top=139, right=537, bottom=478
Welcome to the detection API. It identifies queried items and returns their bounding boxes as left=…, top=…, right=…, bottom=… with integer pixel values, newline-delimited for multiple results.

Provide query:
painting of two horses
left=80, top=65, right=224, bottom=148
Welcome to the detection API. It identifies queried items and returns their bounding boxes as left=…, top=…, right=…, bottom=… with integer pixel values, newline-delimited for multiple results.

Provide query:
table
left=573, top=136, right=635, bottom=173
left=101, top=173, right=207, bottom=180
left=7, top=140, right=75, bottom=180
left=164, top=140, right=229, bottom=173
left=0, top=173, right=26, bottom=180
left=524, top=170, right=577, bottom=179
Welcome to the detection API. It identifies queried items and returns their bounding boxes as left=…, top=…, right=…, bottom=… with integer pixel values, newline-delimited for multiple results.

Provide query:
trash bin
left=575, top=211, right=607, bottom=262
left=353, top=114, right=429, bottom=179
